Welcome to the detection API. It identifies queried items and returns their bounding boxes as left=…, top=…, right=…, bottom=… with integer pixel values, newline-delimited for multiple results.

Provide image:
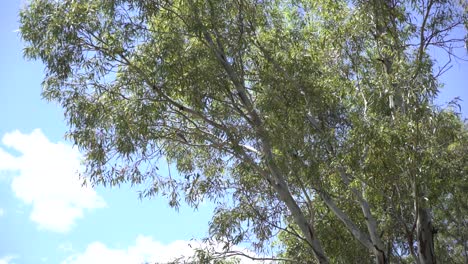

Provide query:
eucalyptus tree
left=20, top=0, right=467, bottom=263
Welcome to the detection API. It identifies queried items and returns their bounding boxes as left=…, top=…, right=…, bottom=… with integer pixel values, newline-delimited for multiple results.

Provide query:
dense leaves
left=20, top=0, right=467, bottom=263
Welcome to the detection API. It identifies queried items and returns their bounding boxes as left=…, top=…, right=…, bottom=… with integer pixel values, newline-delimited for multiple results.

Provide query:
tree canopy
left=20, top=0, right=468, bottom=263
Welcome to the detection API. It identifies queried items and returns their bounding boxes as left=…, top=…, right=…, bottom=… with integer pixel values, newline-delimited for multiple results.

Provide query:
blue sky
left=0, top=2, right=226, bottom=263
left=0, top=1, right=466, bottom=264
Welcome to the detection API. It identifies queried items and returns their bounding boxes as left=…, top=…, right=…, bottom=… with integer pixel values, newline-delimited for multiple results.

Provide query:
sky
left=0, top=1, right=467, bottom=264
left=0, top=2, right=242, bottom=264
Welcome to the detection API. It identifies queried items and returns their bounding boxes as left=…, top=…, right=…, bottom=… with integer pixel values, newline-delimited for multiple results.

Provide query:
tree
left=19, top=0, right=468, bottom=263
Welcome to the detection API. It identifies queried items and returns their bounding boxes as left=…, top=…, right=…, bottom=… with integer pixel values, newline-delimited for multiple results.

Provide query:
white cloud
left=0, top=129, right=106, bottom=233
left=62, top=236, right=265, bottom=264
left=0, top=255, right=17, bottom=264
left=0, top=208, right=4, bottom=217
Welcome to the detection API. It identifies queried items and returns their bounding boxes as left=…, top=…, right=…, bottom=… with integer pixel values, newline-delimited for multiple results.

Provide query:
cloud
left=0, top=208, right=4, bottom=217
left=0, top=129, right=106, bottom=233
left=62, top=236, right=264, bottom=264
left=0, top=255, right=17, bottom=264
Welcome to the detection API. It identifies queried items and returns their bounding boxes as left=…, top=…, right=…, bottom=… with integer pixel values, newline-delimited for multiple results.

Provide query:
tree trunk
left=337, top=169, right=388, bottom=264
left=320, top=192, right=388, bottom=263
left=373, top=247, right=387, bottom=264
left=417, top=207, right=436, bottom=264
left=267, top=166, right=329, bottom=263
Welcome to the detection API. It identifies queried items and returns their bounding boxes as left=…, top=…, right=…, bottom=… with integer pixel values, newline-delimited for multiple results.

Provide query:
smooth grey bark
left=201, top=24, right=330, bottom=264
left=417, top=207, right=436, bottom=264
left=338, top=169, right=387, bottom=264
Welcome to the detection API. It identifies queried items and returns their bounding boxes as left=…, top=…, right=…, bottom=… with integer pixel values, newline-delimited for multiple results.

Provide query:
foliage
left=20, top=0, right=468, bottom=263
